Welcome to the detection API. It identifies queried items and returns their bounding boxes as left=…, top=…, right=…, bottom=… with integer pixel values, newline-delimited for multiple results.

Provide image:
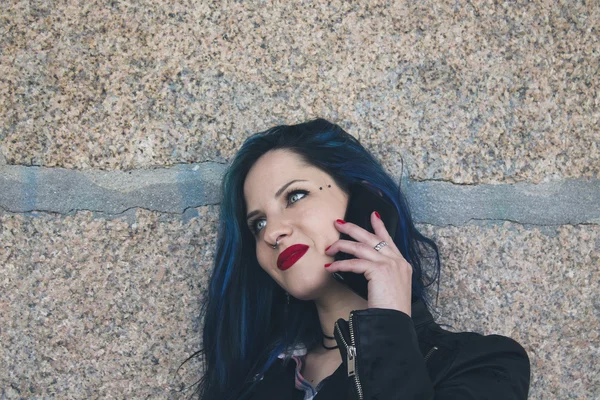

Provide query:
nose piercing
left=272, top=239, right=279, bottom=249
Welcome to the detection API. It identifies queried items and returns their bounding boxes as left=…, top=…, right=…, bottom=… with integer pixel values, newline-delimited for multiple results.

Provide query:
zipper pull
left=347, top=345, right=356, bottom=377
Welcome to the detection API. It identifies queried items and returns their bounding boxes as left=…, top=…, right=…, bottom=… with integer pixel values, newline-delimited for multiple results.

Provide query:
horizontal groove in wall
left=0, top=165, right=598, bottom=226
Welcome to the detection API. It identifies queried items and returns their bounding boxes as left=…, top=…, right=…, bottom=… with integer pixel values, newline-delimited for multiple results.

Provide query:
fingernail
left=374, top=211, right=381, bottom=219
left=325, top=245, right=331, bottom=251
left=336, top=219, right=346, bottom=224
left=324, top=263, right=332, bottom=268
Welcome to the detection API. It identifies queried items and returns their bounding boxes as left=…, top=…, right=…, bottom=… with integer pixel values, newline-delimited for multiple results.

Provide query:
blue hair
left=187, top=119, right=441, bottom=399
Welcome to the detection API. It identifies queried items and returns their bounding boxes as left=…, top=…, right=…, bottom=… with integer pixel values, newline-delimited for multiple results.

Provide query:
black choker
left=321, top=333, right=338, bottom=350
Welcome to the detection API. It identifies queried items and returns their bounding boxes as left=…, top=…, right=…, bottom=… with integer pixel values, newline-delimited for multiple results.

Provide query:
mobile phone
left=332, top=182, right=399, bottom=300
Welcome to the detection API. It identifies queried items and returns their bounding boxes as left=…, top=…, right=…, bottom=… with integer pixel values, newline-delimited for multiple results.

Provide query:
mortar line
left=0, top=164, right=598, bottom=226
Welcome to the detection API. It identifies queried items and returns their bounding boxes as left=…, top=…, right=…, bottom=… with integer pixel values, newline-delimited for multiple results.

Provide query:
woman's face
left=243, top=149, right=349, bottom=300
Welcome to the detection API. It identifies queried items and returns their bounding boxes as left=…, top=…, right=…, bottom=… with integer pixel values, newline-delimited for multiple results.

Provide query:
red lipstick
left=277, top=244, right=309, bottom=271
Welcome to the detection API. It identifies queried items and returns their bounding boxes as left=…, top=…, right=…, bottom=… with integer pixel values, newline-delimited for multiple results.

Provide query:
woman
left=190, top=119, right=530, bottom=399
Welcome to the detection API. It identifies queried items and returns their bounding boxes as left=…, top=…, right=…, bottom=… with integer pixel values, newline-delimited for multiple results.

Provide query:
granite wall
left=1, top=1, right=599, bottom=399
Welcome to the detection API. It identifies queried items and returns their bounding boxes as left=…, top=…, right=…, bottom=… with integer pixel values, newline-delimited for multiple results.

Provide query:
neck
left=311, top=279, right=368, bottom=352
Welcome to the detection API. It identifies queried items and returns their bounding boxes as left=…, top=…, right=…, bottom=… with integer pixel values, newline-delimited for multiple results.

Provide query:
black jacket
left=247, top=299, right=530, bottom=399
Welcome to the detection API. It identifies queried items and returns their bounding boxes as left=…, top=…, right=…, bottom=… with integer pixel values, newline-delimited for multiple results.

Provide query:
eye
left=288, top=190, right=308, bottom=205
left=248, top=189, right=310, bottom=236
left=253, top=219, right=266, bottom=234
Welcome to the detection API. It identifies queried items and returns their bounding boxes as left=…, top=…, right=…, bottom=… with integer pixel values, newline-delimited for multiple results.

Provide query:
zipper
left=348, top=313, right=364, bottom=400
left=335, top=312, right=364, bottom=400
left=424, top=346, right=438, bottom=363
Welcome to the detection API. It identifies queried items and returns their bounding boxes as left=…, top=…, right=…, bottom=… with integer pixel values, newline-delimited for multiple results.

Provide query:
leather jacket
left=246, top=299, right=530, bottom=399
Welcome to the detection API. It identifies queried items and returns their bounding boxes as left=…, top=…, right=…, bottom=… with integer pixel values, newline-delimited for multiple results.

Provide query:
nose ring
left=272, top=238, right=279, bottom=249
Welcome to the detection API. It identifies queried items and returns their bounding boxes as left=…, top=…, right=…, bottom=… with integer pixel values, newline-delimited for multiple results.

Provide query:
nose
left=263, top=217, right=292, bottom=248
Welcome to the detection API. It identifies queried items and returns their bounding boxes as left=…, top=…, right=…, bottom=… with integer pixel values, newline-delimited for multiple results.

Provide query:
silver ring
left=373, top=241, right=388, bottom=251
left=272, top=239, right=279, bottom=249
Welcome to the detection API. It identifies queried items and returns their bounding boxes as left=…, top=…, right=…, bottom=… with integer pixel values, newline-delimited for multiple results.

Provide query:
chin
left=285, top=271, right=334, bottom=301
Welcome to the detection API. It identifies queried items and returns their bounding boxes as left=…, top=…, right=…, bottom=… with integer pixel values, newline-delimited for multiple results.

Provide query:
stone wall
left=1, top=1, right=598, bottom=398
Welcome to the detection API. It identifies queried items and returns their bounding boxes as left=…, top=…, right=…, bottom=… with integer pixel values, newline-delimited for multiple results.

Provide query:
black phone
left=332, top=182, right=399, bottom=300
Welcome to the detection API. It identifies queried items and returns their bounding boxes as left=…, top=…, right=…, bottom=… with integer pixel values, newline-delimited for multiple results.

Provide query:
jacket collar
left=248, top=298, right=436, bottom=398
left=412, top=297, right=435, bottom=328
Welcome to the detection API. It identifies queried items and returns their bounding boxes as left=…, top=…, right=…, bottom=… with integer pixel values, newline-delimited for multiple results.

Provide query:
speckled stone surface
left=1, top=1, right=598, bottom=183
left=0, top=208, right=219, bottom=398
left=1, top=211, right=598, bottom=398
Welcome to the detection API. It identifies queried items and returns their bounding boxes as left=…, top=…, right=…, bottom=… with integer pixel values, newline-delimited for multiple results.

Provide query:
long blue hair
left=186, top=118, right=441, bottom=399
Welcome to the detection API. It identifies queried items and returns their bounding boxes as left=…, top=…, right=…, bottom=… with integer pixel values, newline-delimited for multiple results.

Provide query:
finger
left=325, top=238, right=386, bottom=262
left=324, top=257, right=374, bottom=275
left=333, top=216, right=397, bottom=257
left=333, top=218, right=384, bottom=250
left=370, top=211, right=401, bottom=254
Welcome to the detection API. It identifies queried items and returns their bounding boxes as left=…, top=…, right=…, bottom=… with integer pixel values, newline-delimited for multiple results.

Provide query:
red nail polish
left=336, top=219, right=346, bottom=224
left=374, top=211, right=381, bottom=219
left=324, top=263, right=332, bottom=268
left=325, top=245, right=331, bottom=251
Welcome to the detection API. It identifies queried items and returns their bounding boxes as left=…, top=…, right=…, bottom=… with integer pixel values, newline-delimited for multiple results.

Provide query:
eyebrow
left=246, top=179, right=308, bottom=221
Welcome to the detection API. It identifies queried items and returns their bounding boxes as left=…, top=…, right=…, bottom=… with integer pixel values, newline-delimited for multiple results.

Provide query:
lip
left=277, top=244, right=309, bottom=271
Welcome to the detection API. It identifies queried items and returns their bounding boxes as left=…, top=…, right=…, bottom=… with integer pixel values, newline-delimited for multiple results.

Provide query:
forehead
left=243, top=150, right=324, bottom=202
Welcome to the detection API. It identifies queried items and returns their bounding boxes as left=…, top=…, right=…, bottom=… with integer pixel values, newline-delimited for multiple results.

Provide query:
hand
left=324, top=212, right=413, bottom=316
